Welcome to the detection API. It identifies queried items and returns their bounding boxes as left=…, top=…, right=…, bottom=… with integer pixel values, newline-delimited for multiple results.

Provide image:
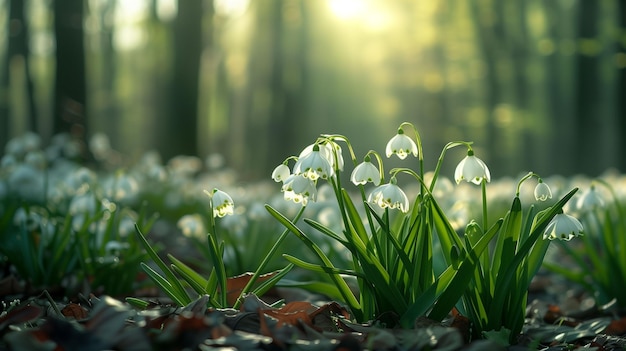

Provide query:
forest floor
left=1, top=267, right=626, bottom=351
left=2, top=220, right=626, bottom=351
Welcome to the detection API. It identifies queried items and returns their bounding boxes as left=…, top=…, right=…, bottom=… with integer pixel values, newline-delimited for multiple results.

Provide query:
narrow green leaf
left=492, top=197, right=522, bottom=276
left=207, top=234, right=227, bottom=306
left=490, top=188, right=578, bottom=326
left=265, top=204, right=362, bottom=319
left=140, top=262, right=187, bottom=306
left=365, top=203, right=414, bottom=279
left=283, top=254, right=365, bottom=278
left=278, top=279, right=346, bottom=302
left=168, top=254, right=208, bottom=290
left=135, top=224, right=191, bottom=305
left=304, top=218, right=351, bottom=247
left=126, top=297, right=150, bottom=310
left=251, top=263, right=294, bottom=298
left=428, top=218, right=503, bottom=321
left=401, top=218, right=502, bottom=326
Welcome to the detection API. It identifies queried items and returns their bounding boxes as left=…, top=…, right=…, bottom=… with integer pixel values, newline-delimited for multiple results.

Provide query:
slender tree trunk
left=240, top=0, right=286, bottom=178
left=98, top=0, right=117, bottom=143
left=53, top=0, right=89, bottom=157
left=470, top=0, right=505, bottom=175
left=164, top=0, right=204, bottom=160
left=618, top=0, right=626, bottom=172
left=575, top=0, right=600, bottom=175
left=1, top=0, right=38, bottom=140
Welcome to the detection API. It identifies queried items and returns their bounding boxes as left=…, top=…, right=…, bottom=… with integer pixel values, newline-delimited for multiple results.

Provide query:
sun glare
left=214, top=0, right=250, bottom=17
left=328, top=0, right=367, bottom=20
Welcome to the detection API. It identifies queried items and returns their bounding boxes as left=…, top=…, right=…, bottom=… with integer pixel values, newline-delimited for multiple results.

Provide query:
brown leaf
left=604, top=316, right=626, bottom=336
left=449, top=313, right=471, bottom=344
left=225, top=271, right=279, bottom=305
left=261, top=301, right=314, bottom=328
left=61, top=303, right=89, bottom=320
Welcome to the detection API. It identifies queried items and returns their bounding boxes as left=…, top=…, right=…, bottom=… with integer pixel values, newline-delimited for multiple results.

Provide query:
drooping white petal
left=454, top=154, right=491, bottom=185
left=294, top=147, right=334, bottom=180
left=576, top=186, right=605, bottom=212
left=271, top=164, right=291, bottom=182
left=367, top=182, right=409, bottom=213
left=534, top=181, right=553, bottom=201
left=205, top=188, right=235, bottom=218
left=543, top=213, right=584, bottom=241
left=350, top=161, right=381, bottom=186
left=385, top=132, right=418, bottom=160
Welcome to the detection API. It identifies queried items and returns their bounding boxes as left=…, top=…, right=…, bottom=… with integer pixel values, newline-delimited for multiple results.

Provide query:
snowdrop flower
left=103, top=173, right=139, bottom=203
left=543, top=213, right=584, bottom=241
left=350, top=159, right=381, bottom=186
left=272, top=164, right=291, bottom=182
left=1, top=154, right=17, bottom=169
left=294, top=144, right=334, bottom=180
left=7, top=164, right=45, bottom=202
left=178, top=214, right=207, bottom=239
left=534, top=180, right=553, bottom=201
left=24, top=151, right=46, bottom=170
left=69, top=191, right=98, bottom=215
left=89, top=133, right=112, bottom=161
left=386, top=128, right=418, bottom=160
left=454, top=150, right=491, bottom=185
left=282, top=174, right=317, bottom=205
left=67, top=167, right=97, bottom=189
left=576, top=185, right=605, bottom=212
left=367, top=177, right=410, bottom=213
left=13, top=207, right=43, bottom=232
left=205, top=188, right=235, bottom=218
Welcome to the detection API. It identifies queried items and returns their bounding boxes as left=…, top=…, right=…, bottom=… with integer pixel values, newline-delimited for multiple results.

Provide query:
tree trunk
left=53, top=0, right=88, bottom=157
left=617, top=0, right=626, bottom=172
left=1, top=0, right=38, bottom=142
left=470, top=0, right=505, bottom=175
left=574, top=0, right=600, bottom=175
left=163, top=0, right=204, bottom=160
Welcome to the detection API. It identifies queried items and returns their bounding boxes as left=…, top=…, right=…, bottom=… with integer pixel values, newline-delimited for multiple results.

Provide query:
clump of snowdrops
left=544, top=177, right=626, bottom=311
left=0, top=132, right=156, bottom=296
left=267, top=122, right=583, bottom=343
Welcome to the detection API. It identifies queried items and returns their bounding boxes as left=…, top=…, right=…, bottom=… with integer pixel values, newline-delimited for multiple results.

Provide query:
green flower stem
left=233, top=205, right=307, bottom=309
left=481, top=178, right=488, bottom=238
left=400, top=122, right=425, bottom=193
left=428, top=141, right=471, bottom=193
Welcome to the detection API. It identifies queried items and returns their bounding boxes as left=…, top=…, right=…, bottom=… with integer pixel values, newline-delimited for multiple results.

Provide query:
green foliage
left=0, top=199, right=156, bottom=296
left=266, top=123, right=581, bottom=343
left=544, top=179, right=626, bottom=310
left=454, top=188, right=578, bottom=342
left=133, top=191, right=295, bottom=309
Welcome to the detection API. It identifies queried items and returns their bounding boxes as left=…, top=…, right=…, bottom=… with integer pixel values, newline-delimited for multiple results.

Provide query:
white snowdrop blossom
left=177, top=214, right=207, bottom=239
left=386, top=129, right=418, bottom=160
left=293, top=144, right=334, bottom=180
left=576, top=185, right=605, bottom=212
left=205, top=188, right=235, bottom=218
left=367, top=179, right=410, bottom=213
left=350, top=161, right=381, bottom=186
left=272, top=164, right=291, bottom=182
left=454, top=150, right=491, bottom=185
left=543, top=213, right=584, bottom=241
left=281, top=174, right=317, bottom=205
left=534, top=180, right=553, bottom=201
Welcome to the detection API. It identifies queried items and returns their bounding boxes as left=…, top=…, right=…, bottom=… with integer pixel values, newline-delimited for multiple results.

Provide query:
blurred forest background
left=1, top=0, right=625, bottom=181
